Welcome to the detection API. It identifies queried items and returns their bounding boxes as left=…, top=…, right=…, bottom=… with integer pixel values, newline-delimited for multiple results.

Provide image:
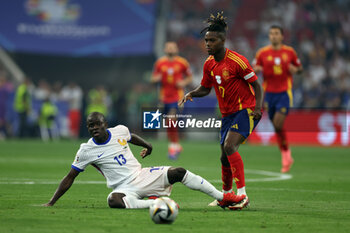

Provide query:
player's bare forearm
left=44, top=168, right=79, bottom=206
left=183, top=75, right=193, bottom=87
left=253, top=65, right=263, bottom=73
left=129, top=133, right=152, bottom=158
left=296, top=66, right=303, bottom=74
left=190, top=85, right=211, bottom=97
left=289, top=64, right=303, bottom=75
left=151, top=74, right=161, bottom=83
left=250, top=80, right=263, bottom=120
left=178, top=85, right=211, bottom=106
left=177, top=75, right=193, bottom=88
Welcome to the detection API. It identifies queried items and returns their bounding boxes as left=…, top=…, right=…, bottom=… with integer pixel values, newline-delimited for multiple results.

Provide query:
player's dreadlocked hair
left=201, top=11, right=228, bottom=36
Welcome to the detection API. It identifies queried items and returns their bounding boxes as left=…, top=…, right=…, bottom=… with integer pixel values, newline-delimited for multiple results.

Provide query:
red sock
left=221, top=165, right=233, bottom=191
left=167, top=119, right=179, bottom=143
left=227, top=152, right=245, bottom=189
left=276, top=128, right=289, bottom=151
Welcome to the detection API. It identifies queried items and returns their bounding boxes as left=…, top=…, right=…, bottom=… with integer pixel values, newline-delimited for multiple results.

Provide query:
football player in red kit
left=151, top=42, right=192, bottom=159
left=253, top=25, right=302, bottom=173
left=179, top=12, right=263, bottom=209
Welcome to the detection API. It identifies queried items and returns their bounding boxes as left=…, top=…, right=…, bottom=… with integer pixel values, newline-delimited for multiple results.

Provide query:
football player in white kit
left=43, top=112, right=248, bottom=209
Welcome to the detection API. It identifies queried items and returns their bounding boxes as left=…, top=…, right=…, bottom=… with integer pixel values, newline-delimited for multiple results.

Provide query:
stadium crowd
left=166, top=0, right=350, bottom=109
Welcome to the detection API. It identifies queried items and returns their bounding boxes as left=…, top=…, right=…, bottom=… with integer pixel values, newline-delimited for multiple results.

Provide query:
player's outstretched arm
left=288, top=64, right=303, bottom=75
left=150, top=73, right=161, bottom=83
left=43, top=168, right=79, bottom=206
left=250, top=80, right=263, bottom=120
left=252, top=64, right=263, bottom=73
left=178, top=85, right=211, bottom=106
left=129, top=133, right=152, bottom=159
left=177, top=74, right=193, bottom=88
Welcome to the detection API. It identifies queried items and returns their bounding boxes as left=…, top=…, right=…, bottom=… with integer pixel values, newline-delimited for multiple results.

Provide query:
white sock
left=181, top=170, right=223, bottom=201
left=237, top=187, right=246, bottom=196
left=223, top=189, right=232, bottom=194
left=122, top=196, right=155, bottom=209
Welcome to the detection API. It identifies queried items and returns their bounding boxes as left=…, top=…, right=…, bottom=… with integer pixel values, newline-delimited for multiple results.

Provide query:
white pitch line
left=209, top=169, right=292, bottom=183
left=247, top=187, right=350, bottom=194
left=0, top=169, right=292, bottom=185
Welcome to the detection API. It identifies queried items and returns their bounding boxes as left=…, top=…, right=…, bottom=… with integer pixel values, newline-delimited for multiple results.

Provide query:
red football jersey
left=201, top=49, right=258, bottom=117
left=254, top=45, right=301, bottom=93
left=153, top=56, right=192, bottom=104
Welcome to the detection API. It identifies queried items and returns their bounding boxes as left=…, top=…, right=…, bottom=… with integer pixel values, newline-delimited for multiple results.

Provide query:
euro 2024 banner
left=0, top=0, right=157, bottom=56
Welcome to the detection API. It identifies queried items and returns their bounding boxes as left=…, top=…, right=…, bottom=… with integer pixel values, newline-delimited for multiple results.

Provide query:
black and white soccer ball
left=149, top=197, right=179, bottom=224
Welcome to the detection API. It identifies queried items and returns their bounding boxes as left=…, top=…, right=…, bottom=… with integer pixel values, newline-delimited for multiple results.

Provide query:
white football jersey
left=72, top=125, right=142, bottom=188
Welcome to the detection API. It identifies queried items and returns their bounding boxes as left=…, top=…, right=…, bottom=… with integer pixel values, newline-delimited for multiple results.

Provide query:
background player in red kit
left=151, top=42, right=192, bottom=159
left=253, top=25, right=302, bottom=173
left=179, top=12, right=263, bottom=209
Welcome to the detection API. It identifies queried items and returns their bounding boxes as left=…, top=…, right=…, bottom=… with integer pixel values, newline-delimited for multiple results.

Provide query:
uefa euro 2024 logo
left=143, top=110, right=162, bottom=129
left=25, top=0, right=80, bottom=23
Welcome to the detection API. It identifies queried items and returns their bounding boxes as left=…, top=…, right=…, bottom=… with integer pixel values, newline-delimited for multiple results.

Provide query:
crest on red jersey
left=222, top=68, right=229, bottom=80
left=282, top=53, right=289, bottom=62
left=174, top=64, right=180, bottom=72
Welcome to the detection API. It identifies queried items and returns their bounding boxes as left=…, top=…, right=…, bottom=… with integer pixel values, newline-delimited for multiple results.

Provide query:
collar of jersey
left=92, top=129, right=111, bottom=145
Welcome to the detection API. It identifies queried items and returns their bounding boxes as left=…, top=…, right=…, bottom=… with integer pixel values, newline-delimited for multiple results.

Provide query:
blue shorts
left=220, top=108, right=260, bottom=145
left=264, top=91, right=293, bottom=120
left=163, top=102, right=178, bottom=115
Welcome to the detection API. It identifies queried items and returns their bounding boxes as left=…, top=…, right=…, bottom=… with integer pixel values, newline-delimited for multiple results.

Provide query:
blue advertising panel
left=0, top=0, right=157, bottom=56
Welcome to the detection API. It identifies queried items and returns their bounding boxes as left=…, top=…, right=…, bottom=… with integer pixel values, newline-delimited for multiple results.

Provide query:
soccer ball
left=149, top=197, right=178, bottom=224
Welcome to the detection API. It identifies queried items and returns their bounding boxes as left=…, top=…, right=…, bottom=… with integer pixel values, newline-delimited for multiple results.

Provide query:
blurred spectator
left=13, top=77, right=32, bottom=138
left=86, top=85, right=110, bottom=117
left=50, top=81, right=63, bottom=102
left=0, top=72, right=10, bottom=139
left=34, top=79, right=51, bottom=101
left=60, top=82, right=83, bottom=139
left=166, top=0, right=350, bottom=109
left=39, top=97, right=59, bottom=142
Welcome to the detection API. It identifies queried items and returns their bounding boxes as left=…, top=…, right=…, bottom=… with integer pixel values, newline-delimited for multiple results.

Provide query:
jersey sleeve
left=152, top=60, right=161, bottom=76
left=200, top=61, right=213, bottom=88
left=240, top=56, right=258, bottom=83
left=71, top=144, right=90, bottom=172
left=182, top=59, right=192, bottom=77
left=253, top=49, right=263, bottom=66
left=290, top=49, right=301, bottom=67
left=115, top=125, right=132, bottom=141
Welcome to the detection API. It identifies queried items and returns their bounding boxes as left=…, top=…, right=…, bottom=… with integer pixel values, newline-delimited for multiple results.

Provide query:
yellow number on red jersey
left=219, top=86, right=225, bottom=98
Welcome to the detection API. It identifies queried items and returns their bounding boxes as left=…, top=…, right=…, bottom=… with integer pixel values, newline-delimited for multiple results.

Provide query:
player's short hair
left=201, top=11, right=228, bottom=37
left=270, top=25, right=284, bottom=35
left=87, top=112, right=107, bottom=123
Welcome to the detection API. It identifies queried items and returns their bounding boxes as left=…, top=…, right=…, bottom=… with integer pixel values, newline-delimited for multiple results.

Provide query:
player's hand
left=176, top=80, right=186, bottom=88
left=140, top=145, right=152, bottom=159
left=178, top=93, right=193, bottom=107
left=151, top=74, right=161, bottom=83
left=288, top=64, right=298, bottom=74
left=250, top=108, right=262, bottom=120
left=253, top=65, right=263, bottom=73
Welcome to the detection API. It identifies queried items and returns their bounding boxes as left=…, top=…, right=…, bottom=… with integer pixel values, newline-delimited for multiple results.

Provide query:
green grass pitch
left=0, top=139, right=349, bottom=233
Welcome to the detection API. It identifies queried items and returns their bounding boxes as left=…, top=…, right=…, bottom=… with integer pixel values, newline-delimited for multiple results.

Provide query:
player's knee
left=273, top=124, right=283, bottom=132
left=223, top=142, right=237, bottom=155
left=167, top=167, right=187, bottom=184
left=108, top=193, right=126, bottom=208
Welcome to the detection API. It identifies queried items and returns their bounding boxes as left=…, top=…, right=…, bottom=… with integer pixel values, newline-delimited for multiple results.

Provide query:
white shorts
left=107, top=166, right=172, bottom=200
